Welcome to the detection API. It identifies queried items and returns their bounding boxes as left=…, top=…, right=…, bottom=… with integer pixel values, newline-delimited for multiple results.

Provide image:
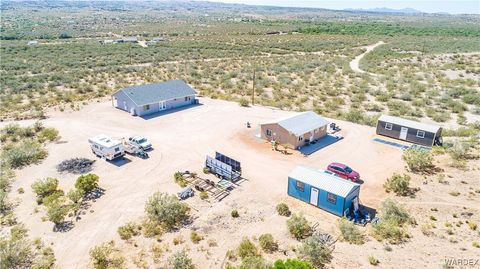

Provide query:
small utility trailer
left=205, top=152, right=241, bottom=181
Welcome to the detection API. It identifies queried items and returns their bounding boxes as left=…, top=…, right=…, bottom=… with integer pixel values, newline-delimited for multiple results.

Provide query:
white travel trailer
left=88, top=134, right=125, bottom=160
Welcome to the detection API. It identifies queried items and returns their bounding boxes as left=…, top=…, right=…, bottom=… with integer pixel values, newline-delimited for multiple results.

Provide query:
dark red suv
left=327, top=162, right=360, bottom=182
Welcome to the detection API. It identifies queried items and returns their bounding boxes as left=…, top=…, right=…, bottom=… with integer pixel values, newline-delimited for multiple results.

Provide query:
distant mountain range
left=344, top=7, right=425, bottom=14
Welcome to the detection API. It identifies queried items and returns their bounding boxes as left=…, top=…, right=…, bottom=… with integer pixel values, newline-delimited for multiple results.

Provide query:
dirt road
left=349, top=41, right=385, bottom=76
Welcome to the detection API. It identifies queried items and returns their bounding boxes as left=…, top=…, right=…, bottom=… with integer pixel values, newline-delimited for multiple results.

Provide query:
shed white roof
left=264, top=111, right=329, bottom=136
left=288, top=166, right=360, bottom=197
left=89, top=134, right=121, bottom=148
left=379, top=115, right=441, bottom=133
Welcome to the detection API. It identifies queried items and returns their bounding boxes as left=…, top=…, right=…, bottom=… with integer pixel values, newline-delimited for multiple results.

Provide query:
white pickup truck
left=126, top=135, right=152, bottom=150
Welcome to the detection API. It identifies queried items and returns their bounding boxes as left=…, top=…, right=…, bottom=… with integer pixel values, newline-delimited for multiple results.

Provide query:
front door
left=310, top=188, right=319, bottom=205
left=400, top=127, right=408, bottom=140
left=123, top=101, right=127, bottom=110
left=159, top=101, right=166, bottom=111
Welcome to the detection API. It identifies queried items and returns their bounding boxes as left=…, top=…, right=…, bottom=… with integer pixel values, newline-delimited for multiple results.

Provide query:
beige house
left=260, top=111, right=329, bottom=149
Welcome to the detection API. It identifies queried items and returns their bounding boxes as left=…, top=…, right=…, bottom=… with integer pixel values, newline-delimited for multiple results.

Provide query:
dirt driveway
left=8, top=97, right=404, bottom=268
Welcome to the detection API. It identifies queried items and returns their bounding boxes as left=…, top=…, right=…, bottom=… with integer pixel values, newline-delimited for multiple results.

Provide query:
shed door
left=310, top=188, right=319, bottom=205
left=159, top=101, right=166, bottom=111
left=400, top=127, right=408, bottom=140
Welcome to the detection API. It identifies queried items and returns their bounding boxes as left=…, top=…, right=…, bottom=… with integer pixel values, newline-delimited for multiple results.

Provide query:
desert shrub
left=239, top=98, right=250, bottom=107
left=300, top=234, right=333, bottom=268
left=258, top=234, right=278, bottom=253
left=273, top=259, right=314, bottom=269
left=141, top=218, right=163, bottom=238
left=90, top=241, right=125, bottom=269
left=402, top=149, right=434, bottom=173
left=231, top=256, right=270, bottom=269
left=287, top=214, right=312, bottom=240
left=67, top=188, right=84, bottom=204
left=372, top=198, right=413, bottom=244
left=337, top=218, right=365, bottom=244
left=231, top=209, right=240, bottom=218
left=2, top=140, right=48, bottom=168
left=368, top=256, right=379, bottom=266
left=41, top=190, right=64, bottom=206
left=38, top=128, right=59, bottom=142
left=46, top=201, right=70, bottom=226
left=75, top=174, right=99, bottom=193
left=173, top=172, right=187, bottom=187
left=0, top=190, right=11, bottom=215
left=237, top=237, right=259, bottom=260
left=199, top=191, right=208, bottom=200
left=0, top=230, right=54, bottom=269
left=166, top=250, right=194, bottom=269
left=384, top=173, right=411, bottom=196
left=145, top=192, right=190, bottom=230
left=31, top=178, right=59, bottom=199
left=276, top=203, right=291, bottom=217
left=118, top=222, right=140, bottom=240
left=448, top=140, right=472, bottom=160
left=190, top=231, right=203, bottom=244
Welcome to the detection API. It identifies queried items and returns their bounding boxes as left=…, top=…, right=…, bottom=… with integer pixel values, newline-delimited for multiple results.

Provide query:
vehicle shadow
left=299, top=134, right=344, bottom=156
left=107, top=157, right=132, bottom=167
left=140, top=103, right=203, bottom=120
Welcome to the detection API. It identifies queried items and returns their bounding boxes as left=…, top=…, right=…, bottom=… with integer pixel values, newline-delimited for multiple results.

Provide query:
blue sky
left=205, top=0, right=480, bottom=14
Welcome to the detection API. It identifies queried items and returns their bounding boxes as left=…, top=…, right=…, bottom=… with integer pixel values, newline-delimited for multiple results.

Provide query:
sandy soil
left=6, top=97, right=478, bottom=268
left=349, top=41, right=385, bottom=76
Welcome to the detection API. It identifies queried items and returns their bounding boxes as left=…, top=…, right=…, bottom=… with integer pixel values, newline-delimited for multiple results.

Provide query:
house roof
left=289, top=166, right=360, bottom=197
left=116, top=80, right=196, bottom=106
left=264, top=111, right=329, bottom=136
left=378, top=115, right=441, bottom=133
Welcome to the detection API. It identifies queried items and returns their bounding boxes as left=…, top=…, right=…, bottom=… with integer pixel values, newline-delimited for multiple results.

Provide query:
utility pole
left=252, top=68, right=255, bottom=106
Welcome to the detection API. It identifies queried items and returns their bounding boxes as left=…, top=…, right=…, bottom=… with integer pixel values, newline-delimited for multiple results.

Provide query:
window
left=327, top=192, right=336, bottom=204
left=114, top=147, right=120, bottom=152
left=416, top=130, right=425, bottom=138
left=185, top=96, right=190, bottom=101
left=295, top=181, right=305, bottom=192
left=266, top=129, right=272, bottom=136
left=385, top=123, right=393, bottom=130
left=143, top=104, right=150, bottom=110
left=298, top=135, right=303, bottom=141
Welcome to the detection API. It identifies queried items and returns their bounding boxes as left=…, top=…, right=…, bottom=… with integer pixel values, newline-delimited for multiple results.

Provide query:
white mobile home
left=89, top=134, right=125, bottom=160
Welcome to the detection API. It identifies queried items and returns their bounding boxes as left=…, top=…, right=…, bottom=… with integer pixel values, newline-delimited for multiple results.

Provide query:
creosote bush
left=287, top=214, right=312, bottom=240
left=402, top=149, right=434, bottom=173
left=337, top=218, right=365, bottom=244
left=384, top=173, right=411, bottom=196
left=75, top=173, right=99, bottom=193
left=273, top=259, right=314, bottom=269
left=166, top=250, right=194, bottom=269
left=258, top=233, right=278, bottom=253
left=237, top=237, right=259, bottom=260
left=300, top=234, right=333, bottom=268
left=372, top=198, right=414, bottom=244
left=276, top=203, right=291, bottom=217
left=118, top=222, right=140, bottom=240
left=145, top=192, right=190, bottom=231
left=89, top=241, right=125, bottom=269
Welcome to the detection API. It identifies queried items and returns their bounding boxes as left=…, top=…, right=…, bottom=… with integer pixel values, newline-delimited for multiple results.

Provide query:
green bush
left=402, top=149, right=434, bottom=173
left=276, top=203, right=291, bottom=217
left=273, top=259, right=314, bottom=269
left=448, top=140, right=472, bottom=160
left=166, top=250, right=194, bottom=269
left=287, top=214, right=312, bottom=240
left=231, top=209, right=240, bottom=218
left=258, top=233, right=278, bottom=253
left=2, top=140, right=48, bottom=168
left=31, top=178, right=59, bottom=199
left=75, top=174, right=99, bottom=193
left=237, top=237, right=259, bottom=260
left=368, top=256, right=379, bottom=266
left=173, top=172, right=187, bottom=187
left=117, top=222, right=140, bottom=240
left=38, top=128, right=59, bottom=142
left=89, top=241, right=125, bottom=269
left=239, top=98, right=250, bottom=107
left=372, top=198, right=413, bottom=244
left=145, top=192, right=190, bottom=230
left=46, top=201, right=70, bottom=226
left=300, top=234, right=333, bottom=268
left=384, top=173, right=411, bottom=196
left=190, top=231, right=203, bottom=244
left=231, top=256, right=270, bottom=269
left=337, top=218, right=365, bottom=244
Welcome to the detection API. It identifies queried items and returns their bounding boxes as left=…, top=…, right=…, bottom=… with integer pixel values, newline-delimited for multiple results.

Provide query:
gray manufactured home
left=376, top=115, right=442, bottom=147
left=112, top=80, right=197, bottom=116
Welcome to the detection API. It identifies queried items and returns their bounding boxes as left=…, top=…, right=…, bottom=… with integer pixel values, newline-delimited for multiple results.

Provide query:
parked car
left=127, top=135, right=152, bottom=150
left=326, top=162, right=360, bottom=182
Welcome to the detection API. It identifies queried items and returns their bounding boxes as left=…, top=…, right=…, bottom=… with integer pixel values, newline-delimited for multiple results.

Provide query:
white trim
left=138, top=94, right=196, bottom=106
left=385, top=122, right=393, bottom=130
left=416, top=130, right=425, bottom=138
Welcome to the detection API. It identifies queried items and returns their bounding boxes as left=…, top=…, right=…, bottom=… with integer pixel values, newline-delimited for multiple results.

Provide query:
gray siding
left=132, top=95, right=196, bottom=116
left=376, top=120, right=436, bottom=147
left=112, top=91, right=138, bottom=115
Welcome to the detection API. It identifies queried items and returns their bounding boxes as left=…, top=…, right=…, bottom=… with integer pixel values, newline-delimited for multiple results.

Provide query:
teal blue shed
left=287, top=166, right=361, bottom=217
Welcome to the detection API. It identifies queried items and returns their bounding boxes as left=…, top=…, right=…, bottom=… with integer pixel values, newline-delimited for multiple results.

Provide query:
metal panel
left=215, top=152, right=241, bottom=172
